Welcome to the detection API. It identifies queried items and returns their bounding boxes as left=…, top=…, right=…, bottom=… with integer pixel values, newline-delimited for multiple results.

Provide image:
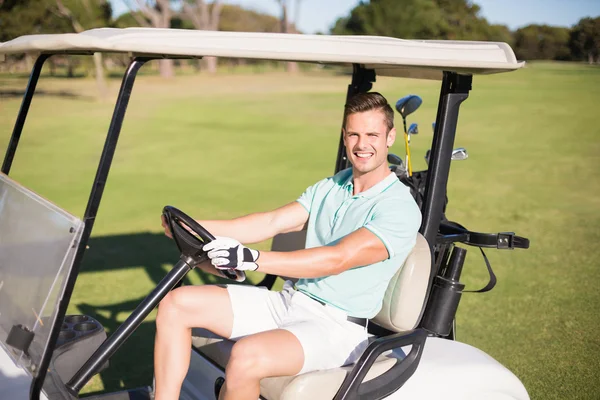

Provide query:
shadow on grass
left=80, top=232, right=231, bottom=286
left=0, top=89, right=93, bottom=100
left=74, top=232, right=234, bottom=394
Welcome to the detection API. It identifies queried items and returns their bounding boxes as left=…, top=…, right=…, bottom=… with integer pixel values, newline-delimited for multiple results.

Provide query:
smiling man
left=154, top=92, right=422, bottom=400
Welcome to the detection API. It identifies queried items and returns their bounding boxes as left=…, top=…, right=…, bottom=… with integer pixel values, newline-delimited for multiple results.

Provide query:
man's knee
left=156, top=285, right=230, bottom=329
left=156, top=288, right=184, bottom=326
left=227, top=339, right=268, bottom=381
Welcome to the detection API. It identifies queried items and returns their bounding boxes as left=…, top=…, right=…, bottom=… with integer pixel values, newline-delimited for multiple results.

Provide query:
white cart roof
left=0, top=28, right=524, bottom=78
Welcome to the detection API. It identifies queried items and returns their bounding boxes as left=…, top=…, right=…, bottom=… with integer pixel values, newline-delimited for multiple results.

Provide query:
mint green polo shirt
left=295, top=168, right=422, bottom=318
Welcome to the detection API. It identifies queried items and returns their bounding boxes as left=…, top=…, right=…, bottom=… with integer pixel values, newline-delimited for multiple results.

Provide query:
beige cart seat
left=191, top=231, right=431, bottom=399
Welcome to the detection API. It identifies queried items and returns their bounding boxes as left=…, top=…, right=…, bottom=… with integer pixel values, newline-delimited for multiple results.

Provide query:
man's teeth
left=355, top=153, right=372, bottom=158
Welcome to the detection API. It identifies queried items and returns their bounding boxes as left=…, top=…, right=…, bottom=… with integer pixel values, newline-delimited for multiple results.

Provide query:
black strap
left=439, top=222, right=530, bottom=250
left=465, top=231, right=530, bottom=250
left=464, top=247, right=497, bottom=293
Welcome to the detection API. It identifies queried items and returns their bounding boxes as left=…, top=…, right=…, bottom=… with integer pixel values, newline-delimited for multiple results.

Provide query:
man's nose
left=355, top=135, right=366, bottom=148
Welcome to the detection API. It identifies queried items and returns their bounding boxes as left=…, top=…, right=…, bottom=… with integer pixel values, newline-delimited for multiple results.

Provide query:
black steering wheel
left=162, top=206, right=245, bottom=282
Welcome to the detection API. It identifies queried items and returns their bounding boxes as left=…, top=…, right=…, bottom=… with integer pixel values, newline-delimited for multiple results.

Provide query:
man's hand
left=203, top=237, right=260, bottom=271
left=161, top=215, right=173, bottom=239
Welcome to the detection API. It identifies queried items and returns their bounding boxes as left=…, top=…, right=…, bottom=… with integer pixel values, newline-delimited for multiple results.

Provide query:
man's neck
left=351, top=165, right=390, bottom=195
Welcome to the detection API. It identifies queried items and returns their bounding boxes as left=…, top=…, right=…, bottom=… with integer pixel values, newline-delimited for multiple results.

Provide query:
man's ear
left=386, top=127, right=397, bottom=147
left=342, top=128, right=347, bottom=145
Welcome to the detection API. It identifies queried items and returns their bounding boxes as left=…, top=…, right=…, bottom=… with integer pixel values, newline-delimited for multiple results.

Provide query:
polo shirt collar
left=343, top=171, right=398, bottom=198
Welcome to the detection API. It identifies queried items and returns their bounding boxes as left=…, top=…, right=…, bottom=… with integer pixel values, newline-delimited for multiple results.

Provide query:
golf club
left=424, top=147, right=469, bottom=165
left=395, top=95, right=422, bottom=176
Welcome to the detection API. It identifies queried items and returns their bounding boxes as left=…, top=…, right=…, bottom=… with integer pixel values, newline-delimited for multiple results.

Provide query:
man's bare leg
left=220, top=329, right=304, bottom=400
left=154, top=285, right=233, bottom=400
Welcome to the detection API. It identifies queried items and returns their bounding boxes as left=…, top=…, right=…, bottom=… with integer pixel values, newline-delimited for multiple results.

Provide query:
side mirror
left=395, top=95, right=422, bottom=118
left=408, top=123, right=419, bottom=135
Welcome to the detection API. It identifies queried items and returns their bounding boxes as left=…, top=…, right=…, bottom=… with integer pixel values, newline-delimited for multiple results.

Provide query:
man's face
left=343, top=109, right=396, bottom=175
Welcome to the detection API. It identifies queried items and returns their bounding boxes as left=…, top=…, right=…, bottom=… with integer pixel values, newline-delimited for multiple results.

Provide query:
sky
left=109, top=0, right=600, bottom=34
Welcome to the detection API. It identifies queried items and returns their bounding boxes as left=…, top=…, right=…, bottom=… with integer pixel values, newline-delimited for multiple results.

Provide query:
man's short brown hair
left=343, top=92, right=394, bottom=133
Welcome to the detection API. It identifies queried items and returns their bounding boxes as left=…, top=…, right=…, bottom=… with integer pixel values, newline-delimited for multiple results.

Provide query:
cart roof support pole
left=30, top=57, right=152, bottom=400
left=419, top=72, right=472, bottom=248
left=2, top=54, right=51, bottom=175
left=415, top=72, right=471, bottom=332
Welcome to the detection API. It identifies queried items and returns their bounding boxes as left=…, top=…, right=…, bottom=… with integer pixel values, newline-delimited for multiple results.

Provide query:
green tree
left=434, top=0, right=490, bottom=40
left=218, top=5, right=280, bottom=33
left=486, top=24, right=513, bottom=45
left=124, top=0, right=176, bottom=78
left=0, top=0, right=70, bottom=41
left=330, top=0, right=512, bottom=44
left=569, top=17, right=600, bottom=64
left=0, top=0, right=113, bottom=89
left=275, top=0, right=302, bottom=73
left=331, top=0, right=446, bottom=39
left=181, top=1, right=223, bottom=73
left=514, top=25, right=571, bottom=60
left=53, top=0, right=112, bottom=97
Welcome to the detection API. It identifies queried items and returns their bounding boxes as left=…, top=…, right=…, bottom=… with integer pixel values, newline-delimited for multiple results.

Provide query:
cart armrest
left=333, top=328, right=428, bottom=400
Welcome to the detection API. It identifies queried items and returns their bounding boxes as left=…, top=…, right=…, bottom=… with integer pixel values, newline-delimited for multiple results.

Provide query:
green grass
left=1, top=61, right=599, bottom=399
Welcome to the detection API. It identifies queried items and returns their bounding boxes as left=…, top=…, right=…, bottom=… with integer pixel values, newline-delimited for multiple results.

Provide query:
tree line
left=0, top=0, right=301, bottom=80
left=1, top=0, right=598, bottom=83
left=333, top=0, right=600, bottom=64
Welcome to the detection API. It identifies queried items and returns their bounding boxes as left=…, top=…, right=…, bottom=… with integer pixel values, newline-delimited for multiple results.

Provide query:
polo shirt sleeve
left=296, top=177, right=327, bottom=214
left=363, top=198, right=422, bottom=259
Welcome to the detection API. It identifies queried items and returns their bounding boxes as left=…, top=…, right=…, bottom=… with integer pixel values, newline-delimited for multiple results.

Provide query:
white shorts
left=226, top=281, right=369, bottom=375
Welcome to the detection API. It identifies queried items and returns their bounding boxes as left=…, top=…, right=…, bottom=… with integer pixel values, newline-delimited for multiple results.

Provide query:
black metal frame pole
left=419, top=72, right=472, bottom=247
left=66, top=257, right=197, bottom=395
left=2, top=54, right=51, bottom=175
left=416, top=72, right=472, bottom=334
left=334, top=64, right=376, bottom=174
left=30, top=57, right=152, bottom=400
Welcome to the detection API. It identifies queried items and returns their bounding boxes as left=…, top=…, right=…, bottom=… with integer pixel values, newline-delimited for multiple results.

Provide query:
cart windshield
left=0, top=174, right=83, bottom=375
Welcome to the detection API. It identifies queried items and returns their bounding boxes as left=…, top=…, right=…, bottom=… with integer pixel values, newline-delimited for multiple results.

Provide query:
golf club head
left=408, top=123, right=419, bottom=135
left=424, top=148, right=468, bottom=165
left=395, top=95, right=423, bottom=119
left=387, top=153, right=403, bottom=166
left=451, top=147, right=469, bottom=161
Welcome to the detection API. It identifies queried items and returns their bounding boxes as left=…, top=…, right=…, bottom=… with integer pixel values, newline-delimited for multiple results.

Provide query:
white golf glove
left=203, top=236, right=260, bottom=271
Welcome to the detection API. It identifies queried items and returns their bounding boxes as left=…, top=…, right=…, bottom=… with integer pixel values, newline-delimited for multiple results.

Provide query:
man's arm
left=206, top=227, right=389, bottom=279
left=162, top=201, right=309, bottom=244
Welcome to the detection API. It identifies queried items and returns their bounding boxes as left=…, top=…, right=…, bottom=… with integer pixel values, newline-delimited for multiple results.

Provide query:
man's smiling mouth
left=354, top=152, right=373, bottom=159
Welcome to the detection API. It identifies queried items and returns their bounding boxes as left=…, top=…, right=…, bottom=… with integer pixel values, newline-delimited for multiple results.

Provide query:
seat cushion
left=191, top=328, right=401, bottom=400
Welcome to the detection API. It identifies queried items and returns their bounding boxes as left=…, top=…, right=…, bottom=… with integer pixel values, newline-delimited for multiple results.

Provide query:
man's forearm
left=255, top=247, right=347, bottom=278
left=197, top=212, right=277, bottom=244
left=249, top=228, right=389, bottom=279
left=196, top=202, right=308, bottom=245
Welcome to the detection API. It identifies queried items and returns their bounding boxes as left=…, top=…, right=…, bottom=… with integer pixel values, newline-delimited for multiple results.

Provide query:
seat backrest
left=371, top=233, right=431, bottom=332
left=271, top=231, right=431, bottom=332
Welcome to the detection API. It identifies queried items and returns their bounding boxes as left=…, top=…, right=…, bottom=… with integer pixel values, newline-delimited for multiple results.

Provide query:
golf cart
left=0, top=29, right=531, bottom=400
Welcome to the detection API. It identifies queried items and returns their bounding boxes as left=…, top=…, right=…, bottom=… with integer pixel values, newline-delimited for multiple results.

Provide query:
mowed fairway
left=1, top=61, right=599, bottom=399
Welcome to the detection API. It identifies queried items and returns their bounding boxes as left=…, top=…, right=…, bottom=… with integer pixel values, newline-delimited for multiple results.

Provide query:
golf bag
left=395, top=168, right=449, bottom=222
